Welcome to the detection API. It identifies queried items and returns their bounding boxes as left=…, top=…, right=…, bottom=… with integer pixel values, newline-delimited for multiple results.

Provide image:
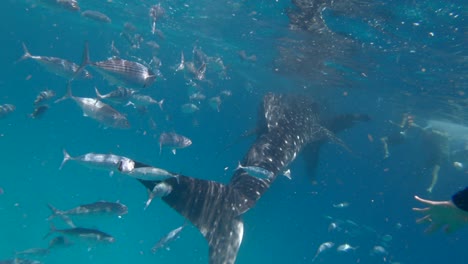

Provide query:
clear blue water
left=1, top=0, right=467, bottom=263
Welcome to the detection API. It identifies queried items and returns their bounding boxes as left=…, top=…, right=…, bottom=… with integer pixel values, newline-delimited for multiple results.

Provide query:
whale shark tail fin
left=138, top=175, right=244, bottom=264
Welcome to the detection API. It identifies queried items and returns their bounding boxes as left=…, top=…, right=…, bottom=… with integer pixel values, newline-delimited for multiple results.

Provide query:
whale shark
left=136, top=93, right=369, bottom=263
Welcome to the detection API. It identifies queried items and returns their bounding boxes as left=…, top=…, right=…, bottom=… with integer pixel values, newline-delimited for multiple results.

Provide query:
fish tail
left=95, top=86, right=104, bottom=100
left=43, top=222, right=57, bottom=240
left=16, top=42, right=32, bottom=63
left=47, top=203, right=62, bottom=220
left=157, top=99, right=164, bottom=111
left=59, top=148, right=71, bottom=170
left=70, top=41, right=91, bottom=81
left=54, top=82, right=73, bottom=104
left=236, top=161, right=242, bottom=171
left=144, top=189, right=155, bottom=210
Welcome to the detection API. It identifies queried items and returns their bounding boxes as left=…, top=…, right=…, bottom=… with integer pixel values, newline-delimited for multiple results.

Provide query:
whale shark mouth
left=137, top=93, right=369, bottom=264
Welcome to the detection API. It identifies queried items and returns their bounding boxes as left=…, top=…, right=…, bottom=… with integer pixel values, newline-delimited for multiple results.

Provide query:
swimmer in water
left=380, top=113, right=414, bottom=159
left=418, top=126, right=449, bottom=193
left=413, top=187, right=468, bottom=233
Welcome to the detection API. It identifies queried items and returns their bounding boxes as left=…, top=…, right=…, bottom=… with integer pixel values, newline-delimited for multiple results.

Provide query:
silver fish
left=175, top=51, right=185, bottom=72
left=76, top=42, right=156, bottom=88
left=337, top=243, right=358, bottom=252
left=41, top=0, right=80, bottom=11
left=15, top=248, right=49, bottom=257
left=146, top=41, right=160, bottom=50
left=44, top=224, right=115, bottom=243
left=151, top=224, right=185, bottom=253
left=48, top=236, right=73, bottom=249
left=236, top=162, right=274, bottom=180
left=47, top=201, right=128, bottom=227
left=180, top=103, right=199, bottom=114
left=59, top=149, right=130, bottom=172
left=208, top=96, right=222, bottom=112
left=189, top=92, right=206, bottom=101
left=149, top=4, right=165, bottom=35
left=56, top=84, right=130, bottom=129
left=81, top=10, right=111, bottom=23
left=333, top=202, right=350, bottom=208
left=117, top=159, right=178, bottom=182
left=159, top=132, right=192, bottom=155
left=0, top=104, right=15, bottom=118
left=19, top=43, right=91, bottom=79
left=0, top=259, right=41, bottom=264
left=312, top=242, right=334, bottom=262
left=34, top=89, right=56, bottom=105
left=126, top=94, right=164, bottom=110
left=144, top=182, right=172, bottom=210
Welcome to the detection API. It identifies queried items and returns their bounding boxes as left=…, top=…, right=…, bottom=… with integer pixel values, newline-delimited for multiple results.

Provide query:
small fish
left=75, top=42, right=156, bottom=88
left=15, top=248, right=49, bottom=257
left=159, top=132, right=192, bottom=155
left=181, top=103, right=199, bottom=114
left=81, top=10, right=111, bottom=23
left=29, top=105, right=49, bottom=119
left=151, top=224, right=186, bottom=253
left=34, top=89, right=56, bottom=105
left=189, top=92, right=206, bottom=101
left=337, top=243, right=358, bottom=252
left=333, top=202, right=350, bottom=208
left=146, top=41, right=160, bottom=50
left=0, top=259, right=41, bottom=264
left=238, top=50, right=257, bottom=62
left=175, top=51, right=185, bottom=72
left=41, top=0, right=80, bottom=12
left=371, top=245, right=387, bottom=256
left=59, top=148, right=130, bottom=172
left=44, top=223, right=115, bottom=243
left=328, top=222, right=339, bottom=232
left=312, top=242, right=334, bottom=262
left=149, top=4, right=165, bottom=35
left=56, top=83, right=130, bottom=129
left=220, top=90, right=232, bottom=97
left=0, top=104, right=16, bottom=118
left=208, top=96, right=222, bottom=112
left=144, top=182, right=172, bottom=210
left=19, top=43, right=91, bottom=79
left=95, top=86, right=136, bottom=105
left=48, top=236, right=73, bottom=249
left=454, top=161, right=464, bottom=170
left=117, top=159, right=178, bottom=182
left=236, top=162, right=274, bottom=180
left=47, top=201, right=128, bottom=227
left=126, top=94, right=164, bottom=110
left=196, top=63, right=207, bottom=81
left=124, top=22, right=136, bottom=31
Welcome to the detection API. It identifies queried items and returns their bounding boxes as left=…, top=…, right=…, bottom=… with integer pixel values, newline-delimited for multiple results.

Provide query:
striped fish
left=74, top=42, right=156, bottom=88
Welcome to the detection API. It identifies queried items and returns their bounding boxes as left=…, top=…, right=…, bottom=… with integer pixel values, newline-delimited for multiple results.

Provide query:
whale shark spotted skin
left=137, top=93, right=369, bottom=264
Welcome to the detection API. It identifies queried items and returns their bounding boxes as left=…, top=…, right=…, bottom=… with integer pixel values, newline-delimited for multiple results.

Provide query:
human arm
left=413, top=188, right=468, bottom=233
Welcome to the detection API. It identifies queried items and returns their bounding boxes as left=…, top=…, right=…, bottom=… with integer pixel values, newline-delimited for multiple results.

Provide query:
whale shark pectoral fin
left=323, top=127, right=352, bottom=153
left=138, top=175, right=245, bottom=264
left=309, top=125, right=351, bottom=153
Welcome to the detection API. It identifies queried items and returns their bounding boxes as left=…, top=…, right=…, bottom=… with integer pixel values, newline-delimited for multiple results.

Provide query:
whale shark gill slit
left=136, top=93, right=368, bottom=264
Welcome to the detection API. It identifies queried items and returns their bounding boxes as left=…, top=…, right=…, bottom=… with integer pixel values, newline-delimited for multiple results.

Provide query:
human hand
left=413, top=195, right=468, bottom=234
